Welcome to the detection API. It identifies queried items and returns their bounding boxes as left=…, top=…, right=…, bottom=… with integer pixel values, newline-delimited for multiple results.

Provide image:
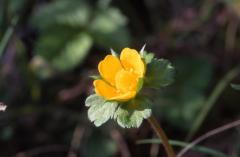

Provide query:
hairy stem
left=147, top=115, right=176, bottom=157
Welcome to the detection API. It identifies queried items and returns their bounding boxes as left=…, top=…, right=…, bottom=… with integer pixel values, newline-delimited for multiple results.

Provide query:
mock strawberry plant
left=85, top=46, right=175, bottom=128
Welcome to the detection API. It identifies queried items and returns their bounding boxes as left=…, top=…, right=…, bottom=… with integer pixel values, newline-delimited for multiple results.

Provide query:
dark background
left=0, top=0, right=240, bottom=156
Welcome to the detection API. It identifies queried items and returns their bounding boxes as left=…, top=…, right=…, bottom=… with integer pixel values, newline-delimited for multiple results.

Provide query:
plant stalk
left=147, top=115, right=176, bottom=157
left=186, top=64, right=240, bottom=141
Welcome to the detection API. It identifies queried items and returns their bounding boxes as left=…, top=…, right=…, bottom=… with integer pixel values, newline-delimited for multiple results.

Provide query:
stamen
left=129, top=68, right=134, bottom=72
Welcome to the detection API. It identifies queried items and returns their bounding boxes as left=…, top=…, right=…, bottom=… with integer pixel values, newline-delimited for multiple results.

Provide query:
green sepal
left=144, top=58, right=175, bottom=88
left=231, top=84, right=240, bottom=91
left=114, top=97, right=152, bottom=128
left=136, top=77, right=144, bottom=92
left=141, top=50, right=155, bottom=64
left=110, top=48, right=118, bottom=57
left=143, top=53, right=154, bottom=64
left=140, top=44, right=146, bottom=57
left=89, top=75, right=101, bottom=80
left=85, top=94, right=118, bottom=127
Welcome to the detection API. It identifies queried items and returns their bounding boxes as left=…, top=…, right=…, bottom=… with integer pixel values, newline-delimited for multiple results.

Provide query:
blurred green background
left=0, top=0, right=240, bottom=156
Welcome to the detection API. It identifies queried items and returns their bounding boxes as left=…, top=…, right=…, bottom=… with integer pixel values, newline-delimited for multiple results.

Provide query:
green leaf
left=231, top=84, right=240, bottom=90
left=154, top=57, right=214, bottom=130
left=51, top=32, right=92, bottom=71
left=89, top=7, right=130, bottom=49
left=145, top=58, right=175, bottom=88
left=86, top=94, right=118, bottom=127
left=35, top=30, right=92, bottom=71
left=31, top=0, right=130, bottom=72
left=114, top=98, right=152, bottom=128
left=31, top=0, right=91, bottom=29
left=85, top=94, right=104, bottom=107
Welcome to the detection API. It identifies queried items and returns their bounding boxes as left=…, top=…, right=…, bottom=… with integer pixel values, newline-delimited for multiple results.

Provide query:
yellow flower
left=94, top=48, right=145, bottom=101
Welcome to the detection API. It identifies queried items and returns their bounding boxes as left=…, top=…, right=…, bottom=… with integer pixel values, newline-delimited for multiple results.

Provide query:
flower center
left=129, top=68, right=134, bottom=73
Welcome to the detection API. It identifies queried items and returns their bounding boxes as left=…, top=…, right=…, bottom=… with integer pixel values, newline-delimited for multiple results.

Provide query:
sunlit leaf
left=114, top=98, right=152, bottom=128
left=86, top=94, right=118, bottom=127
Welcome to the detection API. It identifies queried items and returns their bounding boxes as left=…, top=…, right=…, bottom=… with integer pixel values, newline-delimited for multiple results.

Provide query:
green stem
left=147, top=115, right=176, bottom=157
left=186, top=65, right=240, bottom=141
left=179, top=119, right=240, bottom=157
left=137, top=139, right=229, bottom=157
left=0, top=0, right=36, bottom=58
left=0, top=16, right=18, bottom=58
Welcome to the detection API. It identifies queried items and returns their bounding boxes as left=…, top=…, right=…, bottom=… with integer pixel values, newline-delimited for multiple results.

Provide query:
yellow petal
left=94, top=79, right=136, bottom=101
left=120, top=48, right=145, bottom=77
left=110, top=91, right=136, bottom=101
left=98, top=55, right=123, bottom=86
left=115, top=69, right=138, bottom=93
left=94, top=80, right=118, bottom=100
